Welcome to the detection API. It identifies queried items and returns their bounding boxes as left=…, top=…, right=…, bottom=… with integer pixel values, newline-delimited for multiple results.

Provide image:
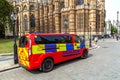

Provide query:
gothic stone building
left=11, top=0, right=105, bottom=36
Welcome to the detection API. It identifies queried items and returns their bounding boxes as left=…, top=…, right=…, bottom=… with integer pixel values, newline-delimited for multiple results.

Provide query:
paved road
left=0, top=39, right=120, bottom=80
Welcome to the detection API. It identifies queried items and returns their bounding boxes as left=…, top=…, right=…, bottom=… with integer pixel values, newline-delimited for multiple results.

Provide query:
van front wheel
left=81, top=50, right=88, bottom=59
left=42, top=58, right=54, bottom=72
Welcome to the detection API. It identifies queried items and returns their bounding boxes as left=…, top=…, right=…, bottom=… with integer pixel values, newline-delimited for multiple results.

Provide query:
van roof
left=23, top=33, right=77, bottom=36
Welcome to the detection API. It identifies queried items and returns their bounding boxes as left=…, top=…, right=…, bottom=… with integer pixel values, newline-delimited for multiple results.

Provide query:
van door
left=58, top=36, right=74, bottom=56
left=18, top=36, right=30, bottom=67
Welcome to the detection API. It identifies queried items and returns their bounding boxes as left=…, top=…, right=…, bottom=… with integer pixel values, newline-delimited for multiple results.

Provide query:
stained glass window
left=24, top=15, right=28, bottom=31
left=77, top=0, right=84, bottom=5
left=30, top=14, right=36, bottom=27
left=30, top=5, right=35, bottom=11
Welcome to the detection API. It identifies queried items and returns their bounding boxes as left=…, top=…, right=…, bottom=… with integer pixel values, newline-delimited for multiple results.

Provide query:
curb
left=0, top=53, right=13, bottom=56
left=89, top=45, right=99, bottom=50
left=0, top=65, right=20, bottom=72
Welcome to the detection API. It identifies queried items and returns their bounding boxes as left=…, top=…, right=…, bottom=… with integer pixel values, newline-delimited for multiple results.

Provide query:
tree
left=111, top=25, right=118, bottom=34
left=0, top=0, right=13, bottom=38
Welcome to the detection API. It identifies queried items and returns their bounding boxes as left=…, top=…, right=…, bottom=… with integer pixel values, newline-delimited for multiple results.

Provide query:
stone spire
left=100, top=0, right=105, bottom=10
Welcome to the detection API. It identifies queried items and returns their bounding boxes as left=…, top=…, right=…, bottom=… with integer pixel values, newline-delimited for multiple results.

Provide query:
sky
left=105, top=0, right=120, bottom=22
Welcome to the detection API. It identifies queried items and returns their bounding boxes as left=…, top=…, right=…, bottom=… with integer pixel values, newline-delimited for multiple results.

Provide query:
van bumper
left=19, top=62, right=42, bottom=70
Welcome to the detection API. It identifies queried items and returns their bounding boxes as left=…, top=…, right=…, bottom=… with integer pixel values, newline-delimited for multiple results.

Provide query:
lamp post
left=64, top=18, right=68, bottom=33
left=84, top=5, right=86, bottom=39
left=117, top=11, right=119, bottom=34
left=11, top=12, right=18, bottom=64
left=89, top=25, right=92, bottom=47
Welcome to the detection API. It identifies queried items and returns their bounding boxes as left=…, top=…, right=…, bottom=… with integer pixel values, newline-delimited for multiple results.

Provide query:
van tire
left=42, top=58, right=54, bottom=72
left=81, top=50, right=88, bottom=59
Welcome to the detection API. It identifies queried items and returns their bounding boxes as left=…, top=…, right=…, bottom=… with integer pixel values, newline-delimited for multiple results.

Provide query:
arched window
left=77, top=0, right=84, bottom=5
left=24, top=15, right=28, bottom=31
left=62, top=15, right=69, bottom=33
left=53, top=4, right=55, bottom=11
left=30, top=5, right=35, bottom=11
left=23, top=5, right=27, bottom=11
left=30, top=14, right=36, bottom=27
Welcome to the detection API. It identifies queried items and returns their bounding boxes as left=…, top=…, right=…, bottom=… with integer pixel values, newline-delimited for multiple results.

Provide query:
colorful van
left=18, top=33, right=89, bottom=72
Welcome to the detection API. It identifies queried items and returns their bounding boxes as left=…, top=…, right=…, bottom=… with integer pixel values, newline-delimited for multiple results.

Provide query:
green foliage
left=0, top=0, right=13, bottom=18
left=111, top=25, right=118, bottom=34
left=0, top=0, right=13, bottom=37
left=0, top=39, right=14, bottom=53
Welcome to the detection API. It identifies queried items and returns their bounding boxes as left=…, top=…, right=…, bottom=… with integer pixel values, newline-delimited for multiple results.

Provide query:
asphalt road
left=0, top=39, right=120, bottom=80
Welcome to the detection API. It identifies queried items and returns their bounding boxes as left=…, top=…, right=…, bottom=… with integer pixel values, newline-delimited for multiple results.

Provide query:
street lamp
left=117, top=11, right=119, bottom=34
left=84, top=5, right=86, bottom=39
left=64, top=18, right=68, bottom=33
left=89, top=25, right=92, bottom=47
left=11, top=12, right=18, bottom=64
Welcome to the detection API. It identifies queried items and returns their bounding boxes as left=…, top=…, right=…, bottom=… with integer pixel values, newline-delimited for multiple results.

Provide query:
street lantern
left=117, top=11, right=119, bottom=34
left=11, top=12, right=18, bottom=64
left=64, top=18, right=68, bottom=33
left=89, top=25, right=92, bottom=47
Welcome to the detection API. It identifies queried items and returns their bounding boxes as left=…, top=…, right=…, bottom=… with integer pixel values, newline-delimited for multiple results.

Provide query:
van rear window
left=34, top=35, right=72, bottom=44
left=19, top=36, right=28, bottom=47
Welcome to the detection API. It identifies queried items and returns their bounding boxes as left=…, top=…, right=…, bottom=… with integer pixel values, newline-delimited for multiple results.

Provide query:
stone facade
left=11, top=0, right=105, bottom=36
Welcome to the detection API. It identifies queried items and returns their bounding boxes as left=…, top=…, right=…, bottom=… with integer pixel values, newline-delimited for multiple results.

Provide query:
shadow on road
left=28, top=69, right=43, bottom=74
left=87, top=53, right=93, bottom=58
left=28, top=54, right=93, bottom=74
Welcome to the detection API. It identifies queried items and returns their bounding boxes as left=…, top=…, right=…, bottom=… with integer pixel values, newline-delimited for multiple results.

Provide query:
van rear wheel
left=42, top=58, right=54, bottom=72
left=81, top=50, right=88, bottom=59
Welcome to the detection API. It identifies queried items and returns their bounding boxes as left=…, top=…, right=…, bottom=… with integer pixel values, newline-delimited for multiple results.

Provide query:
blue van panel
left=66, top=44, right=74, bottom=50
left=45, top=44, right=57, bottom=53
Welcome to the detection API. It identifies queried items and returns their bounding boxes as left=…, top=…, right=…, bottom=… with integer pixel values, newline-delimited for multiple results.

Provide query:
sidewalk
left=0, top=44, right=98, bottom=72
left=86, top=39, right=99, bottom=50
left=0, top=53, right=20, bottom=72
left=102, top=38, right=118, bottom=42
left=89, top=44, right=99, bottom=50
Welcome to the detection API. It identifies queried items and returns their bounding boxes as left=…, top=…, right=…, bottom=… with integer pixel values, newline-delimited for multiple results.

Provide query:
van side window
left=34, top=35, right=72, bottom=44
left=62, top=36, right=72, bottom=43
left=74, top=36, right=80, bottom=43
left=40, top=36, right=61, bottom=43
left=34, top=36, right=42, bottom=44
left=19, top=36, right=28, bottom=47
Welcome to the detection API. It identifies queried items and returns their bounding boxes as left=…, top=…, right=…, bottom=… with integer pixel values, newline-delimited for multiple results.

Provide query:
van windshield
left=19, top=36, right=28, bottom=47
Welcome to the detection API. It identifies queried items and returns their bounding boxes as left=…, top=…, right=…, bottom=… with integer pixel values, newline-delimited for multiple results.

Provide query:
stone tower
left=99, top=0, right=105, bottom=34
left=89, top=0, right=97, bottom=34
